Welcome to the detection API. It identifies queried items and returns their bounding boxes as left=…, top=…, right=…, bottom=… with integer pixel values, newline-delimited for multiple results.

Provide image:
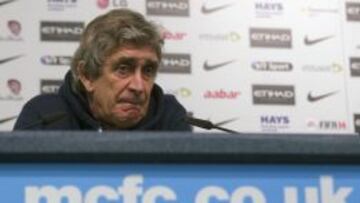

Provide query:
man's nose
left=128, top=70, right=145, bottom=93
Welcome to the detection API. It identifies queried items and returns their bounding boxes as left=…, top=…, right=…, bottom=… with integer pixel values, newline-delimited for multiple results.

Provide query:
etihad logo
left=250, top=27, right=292, bottom=48
left=0, top=0, right=17, bottom=7
left=146, top=0, right=189, bottom=17
left=307, top=119, right=347, bottom=130
left=302, top=63, right=343, bottom=73
left=307, top=90, right=338, bottom=103
left=0, top=55, right=23, bottom=65
left=254, top=1, right=283, bottom=18
left=40, top=79, right=63, bottom=94
left=304, top=35, right=334, bottom=46
left=201, top=1, right=233, bottom=14
left=260, top=115, right=290, bottom=132
left=199, top=31, right=241, bottom=42
left=346, top=2, right=360, bottom=21
left=354, top=114, right=360, bottom=133
left=165, top=87, right=192, bottom=98
left=40, top=21, right=84, bottom=42
left=159, top=53, right=191, bottom=74
left=252, top=61, right=292, bottom=72
left=252, top=84, right=295, bottom=105
left=204, top=89, right=240, bottom=99
left=96, top=0, right=127, bottom=9
left=203, top=60, right=236, bottom=71
left=350, top=57, right=360, bottom=77
left=41, top=55, right=72, bottom=66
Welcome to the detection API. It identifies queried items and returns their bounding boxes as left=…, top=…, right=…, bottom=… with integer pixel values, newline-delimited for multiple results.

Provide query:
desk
left=0, top=132, right=359, bottom=202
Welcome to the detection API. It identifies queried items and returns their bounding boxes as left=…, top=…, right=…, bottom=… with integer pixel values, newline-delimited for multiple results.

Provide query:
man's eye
left=143, top=66, right=157, bottom=78
left=116, top=64, right=131, bottom=75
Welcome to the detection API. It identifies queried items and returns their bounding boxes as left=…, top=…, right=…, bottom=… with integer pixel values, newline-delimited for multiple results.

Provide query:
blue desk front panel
left=0, top=164, right=358, bottom=203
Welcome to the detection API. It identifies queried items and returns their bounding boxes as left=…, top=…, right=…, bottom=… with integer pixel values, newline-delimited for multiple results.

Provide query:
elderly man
left=14, top=9, right=192, bottom=131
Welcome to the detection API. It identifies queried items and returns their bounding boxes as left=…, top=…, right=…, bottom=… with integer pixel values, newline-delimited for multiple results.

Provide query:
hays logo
left=307, top=119, right=347, bottom=131
left=40, top=21, right=84, bottom=42
left=260, top=115, right=290, bottom=132
left=47, top=0, right=77, bottom=11
left=254, top=1, right=283, bottom=18
left=252, top=84, right=295, bottom=105
left=302, top=63, right=343, bottom=74
left=41, top=55, right=72, bottom=66
left=203, top=89, right=240, bottom=99
left=252, top=61, right=292, bottom=72
left=354, top=114, right=360, bottom=134
left=146, top=0, right=189, bottom=17
left=0, top=79, right=23, bottom=101
left=0, top=20, right=22, bottom=41
left=40, top=79, right=63, bottom=94
left=350, top=57, right=360, bottom=77
left=199, top=31, right=241, bottom=42
left=159, top=53, right=191, bottom=74
left=346, top=2, right=360, bottom=22
left=97, top=0, right=127, bottom=9
left=166, top=87, right=191, bottom=98
left=250, top=28, right=292, bottom=49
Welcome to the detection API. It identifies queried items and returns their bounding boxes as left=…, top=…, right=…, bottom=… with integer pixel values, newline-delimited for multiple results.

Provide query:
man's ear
left=77, top=61, right=94, bottom=92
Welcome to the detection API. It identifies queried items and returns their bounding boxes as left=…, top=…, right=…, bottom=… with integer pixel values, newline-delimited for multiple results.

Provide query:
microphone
left=185, top=116, right=240, bottom=134
left=19, top=112, right=68, bottom=130
left=0, top=115, right=17, bottom=124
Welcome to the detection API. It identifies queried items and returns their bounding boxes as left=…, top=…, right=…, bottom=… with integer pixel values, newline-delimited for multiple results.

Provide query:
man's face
left=81, top=45, right=159, bottom=129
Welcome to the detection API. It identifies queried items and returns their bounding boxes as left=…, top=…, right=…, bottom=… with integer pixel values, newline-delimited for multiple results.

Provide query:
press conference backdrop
left=1, top=0, right=360, bottom=134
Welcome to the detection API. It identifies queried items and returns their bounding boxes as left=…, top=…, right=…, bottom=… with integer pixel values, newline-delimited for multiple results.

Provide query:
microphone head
left=185, top=116, right=213, bottom=130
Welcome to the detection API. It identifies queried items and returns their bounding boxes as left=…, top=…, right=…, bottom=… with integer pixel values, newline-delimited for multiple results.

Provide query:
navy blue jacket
left=13, top=71, right=192, bottom=131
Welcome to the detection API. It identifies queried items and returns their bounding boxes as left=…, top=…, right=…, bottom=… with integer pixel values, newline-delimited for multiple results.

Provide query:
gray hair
left=70, top=8, right=164, bottom=93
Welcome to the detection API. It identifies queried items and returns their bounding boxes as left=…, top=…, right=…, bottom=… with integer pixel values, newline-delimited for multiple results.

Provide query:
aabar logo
left=203, top=60, right=236, bottom=71
left=201, top=1, right=233, bottom=14
left=307, top=91, right=338, bottom=103
left=0, top=55, right=23, bottom=65
left=0, top=0, right=17, bottom=7
left=304, top=35, right=334, bottom=46
left=204, top=89, right=240, bottom=99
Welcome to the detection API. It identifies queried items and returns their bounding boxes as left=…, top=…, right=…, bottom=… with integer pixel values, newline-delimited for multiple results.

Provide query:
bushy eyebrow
left=111, top=56, right=159, bottom=70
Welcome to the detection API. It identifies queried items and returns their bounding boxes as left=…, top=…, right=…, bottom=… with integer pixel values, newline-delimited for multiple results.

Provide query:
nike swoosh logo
left=0, top=55, right=23, bottom=65
left=214, top=117, right=238, bottom=126
left=0, top=115, right=17, bottom=124
left=304, top=35, right=334, bottom=46
left=0, top=0, right=17, bottom=7
left=307, top=91, right=338, bottom=102
left=201, top=2, right=233, bottom=14
left=203, top=60, right=236, bottom=71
